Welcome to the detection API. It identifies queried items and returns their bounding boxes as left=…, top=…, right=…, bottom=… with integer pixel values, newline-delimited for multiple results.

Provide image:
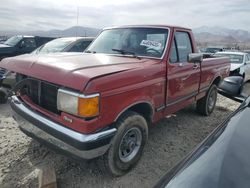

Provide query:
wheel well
left=213, top=76, right=221, bottom=86
left=118, top=102, right=153, bottom=123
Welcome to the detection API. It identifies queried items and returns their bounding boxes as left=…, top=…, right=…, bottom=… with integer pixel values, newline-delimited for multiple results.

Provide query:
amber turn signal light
left=78, top=96, right=99, bottom=117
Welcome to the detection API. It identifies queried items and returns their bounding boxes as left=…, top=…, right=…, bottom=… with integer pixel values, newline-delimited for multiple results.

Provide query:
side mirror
left=188, top=53, right=203, bottom=63
left=218, top=76, right=246, bottom=103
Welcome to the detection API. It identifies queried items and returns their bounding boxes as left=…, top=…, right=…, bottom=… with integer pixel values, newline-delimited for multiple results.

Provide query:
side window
left=21, top=38, right=36, bottom=48
left=170, top=40, right=178, bottom=63
left=70, top=41, right=92, bottom=52
left=175, top=32, right=192, bottom=62
left=81, top=41, right=92, bottom=51
left=70, top=42, right=83, bottom=52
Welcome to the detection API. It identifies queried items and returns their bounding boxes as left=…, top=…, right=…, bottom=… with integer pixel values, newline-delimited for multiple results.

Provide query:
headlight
left=57, top=89, right=99, bottom=118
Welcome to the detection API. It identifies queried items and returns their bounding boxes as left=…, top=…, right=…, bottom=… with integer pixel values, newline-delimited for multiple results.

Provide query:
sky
left=0, top=0, right=250, bottom=31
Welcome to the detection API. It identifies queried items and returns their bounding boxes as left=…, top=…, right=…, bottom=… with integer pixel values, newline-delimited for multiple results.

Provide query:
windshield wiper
left=112, top=48, right=141, bottom=60
left=85, top=50, right=96, bottom=54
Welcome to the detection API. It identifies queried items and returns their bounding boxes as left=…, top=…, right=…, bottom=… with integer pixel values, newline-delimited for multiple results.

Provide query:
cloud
left=0, top=0, right=250, bottom=31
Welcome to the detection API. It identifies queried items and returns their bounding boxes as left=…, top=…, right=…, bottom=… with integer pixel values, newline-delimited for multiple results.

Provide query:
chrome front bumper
left=10, top=95, right=117, bottom=160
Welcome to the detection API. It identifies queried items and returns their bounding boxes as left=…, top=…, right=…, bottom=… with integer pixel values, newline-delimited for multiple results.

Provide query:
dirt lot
left=0, top=95, right=239, bottom=188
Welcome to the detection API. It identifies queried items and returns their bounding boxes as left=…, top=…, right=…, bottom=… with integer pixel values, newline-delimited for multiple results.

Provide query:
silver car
left=216, top=51, right=250, bottom=82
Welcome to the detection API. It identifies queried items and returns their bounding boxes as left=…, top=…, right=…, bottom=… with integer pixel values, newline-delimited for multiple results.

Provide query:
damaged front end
left=8, top=77, right=117, bottom=160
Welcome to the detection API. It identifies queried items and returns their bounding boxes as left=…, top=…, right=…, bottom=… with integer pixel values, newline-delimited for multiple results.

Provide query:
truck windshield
left=34, top=38, right=73, bottom=54
left=216, top=53, right=244, bottom=64
left=4, top=36, right=22, bottom=47
left=86, top=28, right=169, bottom=58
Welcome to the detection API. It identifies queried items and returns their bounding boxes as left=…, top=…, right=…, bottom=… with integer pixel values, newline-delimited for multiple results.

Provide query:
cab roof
left=104, top=24, right=191, bottom=31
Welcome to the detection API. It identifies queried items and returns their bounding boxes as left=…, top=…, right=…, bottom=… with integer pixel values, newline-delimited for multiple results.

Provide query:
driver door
left=167, top=31, right=200, bottom=106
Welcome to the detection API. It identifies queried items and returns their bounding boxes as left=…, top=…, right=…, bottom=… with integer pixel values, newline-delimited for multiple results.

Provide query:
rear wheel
left=102, top=111, right=148, bottom=176
left=0, top=91, right=6, bottom=103
left=0, top=88, right=8, bottom=103
left=196, top=84, right=217, bottom=116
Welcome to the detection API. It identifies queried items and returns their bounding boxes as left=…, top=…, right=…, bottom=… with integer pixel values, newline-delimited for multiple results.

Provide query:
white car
left=216, top=51, right=250, bottom=81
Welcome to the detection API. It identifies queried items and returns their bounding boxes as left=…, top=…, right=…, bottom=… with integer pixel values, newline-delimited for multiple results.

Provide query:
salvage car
left=0, top=35, right=55, bottom=60
left=244, top=50, right=250, bottom=55
left=0, top=68, right=15, bottom=103
left=0, top=25, right=230, bottom=176
left=216, top=51, right=250, bottom=81
left=33, top=37, right=94, bottom=54
left=0, top=37, right=94, bottom=103
left=204, top=47, right=224, bottom=53
left=154, top=76, right=250, bottom=188
left=0, top=39, right=7, bottom=44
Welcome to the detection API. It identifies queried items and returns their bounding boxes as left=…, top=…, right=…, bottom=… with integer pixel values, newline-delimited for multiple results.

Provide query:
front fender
left=99, top=82, right=165, bottom=127
left=114, top=99, right=154, bottom=122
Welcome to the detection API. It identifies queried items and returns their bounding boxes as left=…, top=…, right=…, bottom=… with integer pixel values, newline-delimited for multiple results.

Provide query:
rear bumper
left=10, top=95, right=117, bottom=160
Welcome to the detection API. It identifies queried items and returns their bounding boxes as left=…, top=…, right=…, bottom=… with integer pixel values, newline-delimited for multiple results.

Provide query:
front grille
left=26, top=79, right=59, bottom=114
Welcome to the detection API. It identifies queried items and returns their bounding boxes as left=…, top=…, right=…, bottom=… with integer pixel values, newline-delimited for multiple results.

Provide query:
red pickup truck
left=0, top=25, right=230, bottom=176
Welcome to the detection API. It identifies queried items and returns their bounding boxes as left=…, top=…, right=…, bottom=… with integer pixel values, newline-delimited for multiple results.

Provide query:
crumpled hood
left=0, top=53, right=154, bottom=91
left=230, top=63, right=243, bottom=71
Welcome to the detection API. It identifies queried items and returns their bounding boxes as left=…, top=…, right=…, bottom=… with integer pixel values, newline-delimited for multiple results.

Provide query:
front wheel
left=103, top=111, right=148, bottom=176
left=196, top=84, right=217, bottom=116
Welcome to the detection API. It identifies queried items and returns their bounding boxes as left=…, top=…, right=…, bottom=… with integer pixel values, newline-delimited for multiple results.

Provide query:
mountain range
left=0, top=26, right=101, bottom=38
left=193, top=26, right=250, bottom=47
left=1, top=25, right=250, bottom=47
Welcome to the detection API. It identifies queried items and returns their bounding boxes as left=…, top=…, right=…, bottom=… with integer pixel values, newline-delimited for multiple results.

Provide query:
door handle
left=193, top=64, right=199, bottom=69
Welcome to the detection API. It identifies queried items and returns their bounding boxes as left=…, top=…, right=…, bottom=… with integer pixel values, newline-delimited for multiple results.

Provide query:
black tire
left=102, top=111, right=148, bottom=176
left=196, top=84, right=217, bottom=116
left=0, top=90, right=7, bottom=104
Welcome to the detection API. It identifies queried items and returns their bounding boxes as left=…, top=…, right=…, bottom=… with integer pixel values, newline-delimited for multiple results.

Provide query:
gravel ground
left=0, top=95, right=239, bottom=188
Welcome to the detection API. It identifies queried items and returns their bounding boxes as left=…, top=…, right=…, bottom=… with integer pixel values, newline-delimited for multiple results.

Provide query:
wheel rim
left=118, top=127, right=142, bottom=163
left=208, top=89, right=216, bottom=112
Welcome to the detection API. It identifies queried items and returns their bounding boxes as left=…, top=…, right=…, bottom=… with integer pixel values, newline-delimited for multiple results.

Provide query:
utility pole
left=76, top=5, right=79, bottom=38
